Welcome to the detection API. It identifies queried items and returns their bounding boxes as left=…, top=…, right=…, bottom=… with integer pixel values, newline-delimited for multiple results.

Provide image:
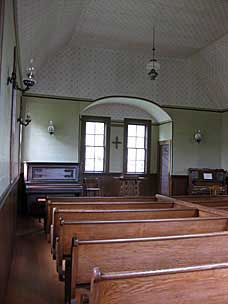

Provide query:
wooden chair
left=83, top=178, right=101, bottom=196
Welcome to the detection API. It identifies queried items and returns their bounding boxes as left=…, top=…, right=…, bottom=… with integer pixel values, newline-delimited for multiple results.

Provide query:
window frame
left=123, top=118, right=151, bottom=175
left=80, top=115, right=111, bottom=174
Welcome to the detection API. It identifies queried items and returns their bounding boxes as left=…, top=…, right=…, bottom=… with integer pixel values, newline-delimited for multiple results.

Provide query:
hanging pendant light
left=146, top=26, right=160, bottom=80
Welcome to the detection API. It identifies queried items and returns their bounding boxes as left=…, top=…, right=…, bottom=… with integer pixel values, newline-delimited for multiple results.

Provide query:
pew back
left=71, top=232, right=228, bottom=285
left=46, top=201, right=175, bottom=233
left=56, top=217, right=228, bottom=275
left=90, top=263, right=228, bottom=304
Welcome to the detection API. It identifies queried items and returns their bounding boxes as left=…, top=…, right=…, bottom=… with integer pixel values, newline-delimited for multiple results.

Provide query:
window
left=81, top=116, right=110, bottom=173
left=124, top=119, right=151, bottom=174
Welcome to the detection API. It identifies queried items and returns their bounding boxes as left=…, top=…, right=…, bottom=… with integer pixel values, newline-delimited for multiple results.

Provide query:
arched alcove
left=81, top=96, right=173, bottom=195
left=81, top=96, right=172, bottom=124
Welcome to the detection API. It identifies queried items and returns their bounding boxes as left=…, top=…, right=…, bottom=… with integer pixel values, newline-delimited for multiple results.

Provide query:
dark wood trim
left=23, top=93, right=228, bottom=113
left=163, top=105, right=222, bottom=113
left=0, top=0, right=5, bottom=75
left=123, top=118, right=151, bottom=175
left=80, top=115, right=111, bottom=174
left=23, top=92, right=92, bottom=103
left=9, top=46, right=17, bottom=183
left=12, top=0, right=23, bottom=87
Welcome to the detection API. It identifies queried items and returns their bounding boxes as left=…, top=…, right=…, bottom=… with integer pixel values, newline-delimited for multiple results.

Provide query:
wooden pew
left=173, top=195, right=228, bottom=202
left=46, top=201, right=174, bottom=234
left=173, top=196, right=228, bottom=207
left=67, top=231, right=228, bottom=302
left=156, top=194, right=228, bottom=217
left=51, top=207, right=198, bottom=253
left=89, top=263, right=228, bottom=304
left=55, top=217, right=228, bottom=278
left=47, top=196, right=156, bottom=202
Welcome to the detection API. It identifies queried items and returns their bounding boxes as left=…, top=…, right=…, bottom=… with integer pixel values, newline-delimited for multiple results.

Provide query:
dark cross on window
left=112, top=136, right=122, bottom=149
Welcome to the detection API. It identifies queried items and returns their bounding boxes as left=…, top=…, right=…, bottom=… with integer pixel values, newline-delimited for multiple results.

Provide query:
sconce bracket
left=7, top=75, right=30, bottom=93
left=17, top=116, right=31, bottom=127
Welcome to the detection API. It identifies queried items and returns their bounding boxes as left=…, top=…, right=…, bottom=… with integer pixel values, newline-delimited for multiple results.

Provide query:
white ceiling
left=16, top=0, right=228, bottom=64
left=15, top=1, right=228, bottom=109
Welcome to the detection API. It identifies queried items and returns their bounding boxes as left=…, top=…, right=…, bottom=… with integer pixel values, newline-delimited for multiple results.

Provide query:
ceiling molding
left=23, top=92, right=228, bottom=113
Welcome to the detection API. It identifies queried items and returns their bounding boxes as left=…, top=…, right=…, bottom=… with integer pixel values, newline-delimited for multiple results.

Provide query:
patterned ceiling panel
left=30, top=44, right=217, bottom=109
left=16, top=0, right=228, bottom=61
left=15, top=1, right=228, bottom=109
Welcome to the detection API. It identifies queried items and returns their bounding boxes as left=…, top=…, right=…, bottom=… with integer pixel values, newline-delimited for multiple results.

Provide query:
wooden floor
left=4, top=217, right=64, bottom=304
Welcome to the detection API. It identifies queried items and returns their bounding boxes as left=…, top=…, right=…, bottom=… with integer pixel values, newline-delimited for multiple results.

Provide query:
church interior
left=3, top=1, right=228, bottom=303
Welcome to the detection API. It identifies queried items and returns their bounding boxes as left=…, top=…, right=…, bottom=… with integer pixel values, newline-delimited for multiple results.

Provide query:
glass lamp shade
left=146, top=59, right=160, bottom=80
left=194, top=130, right=202, bottom=143
left=146, top=59, right=160, bottom=72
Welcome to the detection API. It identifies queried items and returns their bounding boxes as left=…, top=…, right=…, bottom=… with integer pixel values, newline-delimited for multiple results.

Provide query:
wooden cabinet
left=188, top=168, right=227, bottom=195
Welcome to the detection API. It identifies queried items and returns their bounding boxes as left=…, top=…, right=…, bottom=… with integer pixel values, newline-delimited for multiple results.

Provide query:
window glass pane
left=95, top=147, right=104, bottom=160
left=85, top=159, right=94, bottom=171
left=128, top=136, right=136, bottom=148
left=128, top=148, right=136, bottom=161
left=86, top=147, right=94, bottom=159
left=127, top=161, right=136, bottom=173
left=86, top=122, right=95, bottom=134
left=128, top=125, right=136, bottom=136
left=84, top=119, right=106, bottom=172
left=136, top=149, right=145, bottom=161
left=95, top=122, right=104, bottom=134
left=136, top=137, right=144, bottom=148
left=86, top=134, right=95, bottom=146
left=136, top=161, right=144, bottom=173
left=95, top=135, right=104, bottom=146
left=137, top=125, right=145, bottom=137
left=126, top=122, right=148, bottom=174
left=95, top=159, right=104, bottom=171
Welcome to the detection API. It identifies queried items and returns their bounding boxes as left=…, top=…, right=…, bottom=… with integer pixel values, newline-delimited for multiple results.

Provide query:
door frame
left=157, top=140, right=172, bottom=196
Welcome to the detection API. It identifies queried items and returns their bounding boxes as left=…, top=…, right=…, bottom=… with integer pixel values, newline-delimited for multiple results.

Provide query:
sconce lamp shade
left=194, top=130, right=202, bottom=143
left=48, top=121, right=55, bottom=135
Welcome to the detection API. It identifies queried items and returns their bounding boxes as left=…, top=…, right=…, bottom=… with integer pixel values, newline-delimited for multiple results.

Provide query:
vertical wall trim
left=0, top=0, right=5, bottom=83
left=12, top=0, right=23, bottom=86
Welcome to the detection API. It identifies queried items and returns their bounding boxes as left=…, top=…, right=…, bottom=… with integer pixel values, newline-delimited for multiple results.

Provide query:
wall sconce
left=7, top=58, right=36, bottom=93
left=17, top=114, right=31, bottom=127
left=48, top=121, right=55, bottom=135
left=194, top=130, right=202, bottom=143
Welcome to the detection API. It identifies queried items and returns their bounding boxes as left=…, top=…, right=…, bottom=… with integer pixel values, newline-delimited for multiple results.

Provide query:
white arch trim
left=80, top=96, right=172, bottom=124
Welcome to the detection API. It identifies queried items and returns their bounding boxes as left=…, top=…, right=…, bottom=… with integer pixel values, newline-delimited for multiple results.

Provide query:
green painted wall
left=0, top=0, right=20, bottom=196
left=22, top=96, right=159, bottom=173
left=159, top=122, right=172, bottom=141
left=221, top=112, right=228, bottom=170
left=22, top=96, right=90, bottom=162
left=22, top=96, right=226, bottom=176
left=166, top=108, right=222, bottom=175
